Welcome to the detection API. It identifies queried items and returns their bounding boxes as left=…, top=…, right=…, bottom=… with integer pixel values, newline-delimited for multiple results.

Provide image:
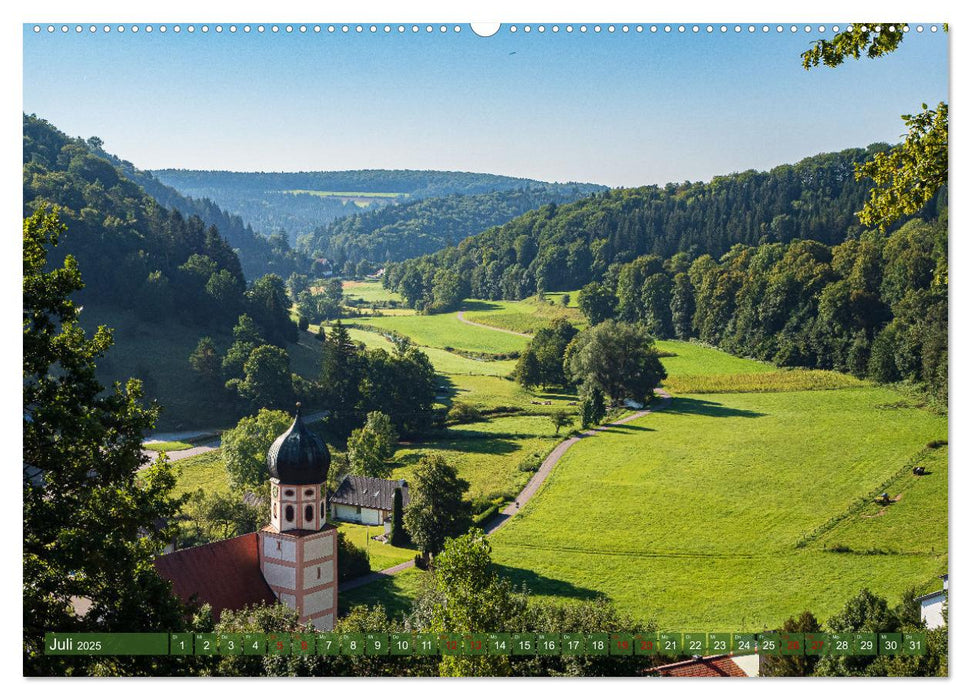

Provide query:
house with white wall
left=330, top=475, right=409, bottom=530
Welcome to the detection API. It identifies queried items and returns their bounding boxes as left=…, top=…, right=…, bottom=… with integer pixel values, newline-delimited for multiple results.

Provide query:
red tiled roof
left=645, top=655, right=748, bottom=677
left=154, top=532, right=275, bottom=620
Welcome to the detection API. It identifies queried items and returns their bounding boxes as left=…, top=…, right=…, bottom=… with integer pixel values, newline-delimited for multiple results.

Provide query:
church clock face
left=271, top=484, right=279, bottom=498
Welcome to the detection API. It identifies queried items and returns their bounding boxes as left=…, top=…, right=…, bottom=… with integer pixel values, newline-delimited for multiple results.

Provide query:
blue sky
left=22, top=24, right=949, bottom=187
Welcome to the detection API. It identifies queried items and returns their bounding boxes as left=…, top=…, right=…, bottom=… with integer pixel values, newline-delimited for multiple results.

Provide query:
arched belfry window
left=305, top=504, right=314, bottom=523
left=284, top=505, right=294, bottom=522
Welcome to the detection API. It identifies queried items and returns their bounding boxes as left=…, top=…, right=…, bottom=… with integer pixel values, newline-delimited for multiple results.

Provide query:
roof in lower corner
left=644, top=654, right=750, bottom=677
left=153, top=532, right=275, bottom=620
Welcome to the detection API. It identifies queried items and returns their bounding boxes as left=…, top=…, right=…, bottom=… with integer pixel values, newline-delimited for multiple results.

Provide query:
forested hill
left=298, top=185, right=604, bottom=269
left=94, top=150, right=312, bottom=281
left=23, top=115, right=248, bottom=328
left=385, top=145, right=946, bottom=304
left=153, top=168, right=604, bottom=245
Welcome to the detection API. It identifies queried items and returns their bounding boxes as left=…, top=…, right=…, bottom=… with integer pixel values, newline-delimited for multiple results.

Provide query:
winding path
left=455, top=310, right=533, bottom=338
left=339, top=389, right=673, bottom=592
left=141, top=410, right=330, bottom=465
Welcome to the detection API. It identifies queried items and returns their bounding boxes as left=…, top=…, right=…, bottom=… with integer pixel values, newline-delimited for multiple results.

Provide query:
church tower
left=259, top=404, right=338, bottom=630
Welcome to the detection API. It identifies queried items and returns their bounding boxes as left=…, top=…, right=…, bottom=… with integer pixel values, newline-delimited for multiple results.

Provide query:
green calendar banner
left=536, top=633, right=560, bottom=656
left=316, top=633, right=340, bottom=656
left=486, top=633, right=511, bottom=655
left=389, top=633, right=414, bottom=656
left=194, top=633, right=216, bottom=656
left=585, top=633, right=609, bottom=655
left=708, top=633, right=731, bottom=655
left=291, top=633, right=315, bottom=655
left=683, top=633, right=706, bottom=655
left=44, top=633, right=169, bottom=656
left=366, top=633, right=389, bottom=656
left=341, top=633, right=365, bottom=656
left=634, top=632, right=659, bottom=656
left=40, top=630, right=929, bottom=657
left=758, top=633, right=782, bottom=656
left=219, top=634, right=243, bottom=656
left=561, top=633, right=585, bottom=655
left=658, top=632, right=681, bottom=656
left=902, top=633, right=927, bottom=656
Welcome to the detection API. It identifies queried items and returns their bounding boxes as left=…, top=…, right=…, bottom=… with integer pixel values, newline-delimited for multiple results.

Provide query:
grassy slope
left=461, top=295, right=586, bottom=335
left=170, top=449, right=229, bottom=499
left=337, top=521, right=418, bottom=572
left=80, top=305, right=324, bottom=431
left=356, top=313, right=528, bottom=355
left=488, top=387, right=947, bottom=630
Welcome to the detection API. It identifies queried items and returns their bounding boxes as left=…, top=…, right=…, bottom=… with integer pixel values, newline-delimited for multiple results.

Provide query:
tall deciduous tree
left=403, top=455, right=473, bottom=558
left=347, top=411, right=397, bottom=478
left=222, top=409, right=292, bottom=491
left=564, top=321, right=667, bottom=404
left=23, top=209, right=187, bottom=675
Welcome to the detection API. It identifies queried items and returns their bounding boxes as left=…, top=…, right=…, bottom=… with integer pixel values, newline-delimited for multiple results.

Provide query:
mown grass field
left=144, top=440, right=193, bottom=452
left=664, top=369, right=868, bottom=394
left=337, top=522, right=417, bottom=572
left=356, top=313, right=528, bottom=355
left=340, top=567, right=425, bottom=617
left=461, top=295, right=586, bottom=335
left=342, top=326, right=516, bottom=377
left=487, top=387, right=947, bottom=630
left=393, top=414, right=565, bottom=500
left=170, top=449, right=229, bottom=499
left=341, top=281, right=406, bottom=305
left=655, top=340, right=776, bottom=376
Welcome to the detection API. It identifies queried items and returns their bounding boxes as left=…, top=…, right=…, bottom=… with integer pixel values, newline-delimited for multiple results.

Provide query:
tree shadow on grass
left=338, top=572, right=421, bottom=619
left=460, top=300, right=502, bottom=313
left=397, top=434, right=523, bottom=461
left=494, top=564, right=604, bottom=601
left=663, top=396, right=766, bottom=419
left=593, top=424, right=655, bottom=434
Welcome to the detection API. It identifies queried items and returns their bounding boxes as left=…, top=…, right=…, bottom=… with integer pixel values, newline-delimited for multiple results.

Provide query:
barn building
left=330, top=474, right=409, bottom=531
left=154, top=405, right=338, bottom=630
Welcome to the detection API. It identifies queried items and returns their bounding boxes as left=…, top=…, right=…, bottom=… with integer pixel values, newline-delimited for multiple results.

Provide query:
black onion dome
left=266, top=405, right=330, bottom=484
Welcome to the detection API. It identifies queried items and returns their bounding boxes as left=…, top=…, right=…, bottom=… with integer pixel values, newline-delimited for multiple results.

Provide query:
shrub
left=447, top=402, right=482, bottom=424
left=337, top=532, right=371, bottom=581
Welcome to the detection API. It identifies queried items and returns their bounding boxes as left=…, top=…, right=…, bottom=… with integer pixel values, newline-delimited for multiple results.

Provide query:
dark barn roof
left=154, top=532, right=275, bottom=620
left=330, top=475, right=409, bottom=512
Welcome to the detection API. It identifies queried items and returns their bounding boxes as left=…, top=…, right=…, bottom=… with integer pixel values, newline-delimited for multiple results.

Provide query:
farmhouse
left=330, top=475, right=409, bottom=529
left=916, top=574, right=948, bottom=630
left=154, top=406, right=339, bottom=630
left=644, top=654, right=760, bottom=677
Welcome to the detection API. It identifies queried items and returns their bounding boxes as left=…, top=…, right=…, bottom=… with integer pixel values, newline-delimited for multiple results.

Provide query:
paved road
left=340, top=389, right=673, bottom=587
left=142, top=410, right=330, bottom=465
left=484, top=389, right=672, bottom=533
left=455, top=311, right=534, bottom=338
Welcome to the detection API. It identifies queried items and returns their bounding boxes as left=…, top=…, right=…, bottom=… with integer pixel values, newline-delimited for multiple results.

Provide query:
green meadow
left=341, top=281, right=406, bottom=305
left=460, top=295, right=586, bottom=335
left=334, top=316, right=947, bottom=631
left=337, top=521, right=418, bottom=572
left=355, top=313, right=529, bottom=355
left=488, top=387, right=947, bottom=629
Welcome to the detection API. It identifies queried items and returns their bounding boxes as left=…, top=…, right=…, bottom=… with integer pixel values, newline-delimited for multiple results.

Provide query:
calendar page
left=21, top=10, right=949, bottom=682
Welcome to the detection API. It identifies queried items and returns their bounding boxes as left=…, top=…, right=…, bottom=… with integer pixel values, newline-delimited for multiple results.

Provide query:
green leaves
left=856, top=103, right=948, bottom=232
left=801, top=24, right=908, bottom=69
